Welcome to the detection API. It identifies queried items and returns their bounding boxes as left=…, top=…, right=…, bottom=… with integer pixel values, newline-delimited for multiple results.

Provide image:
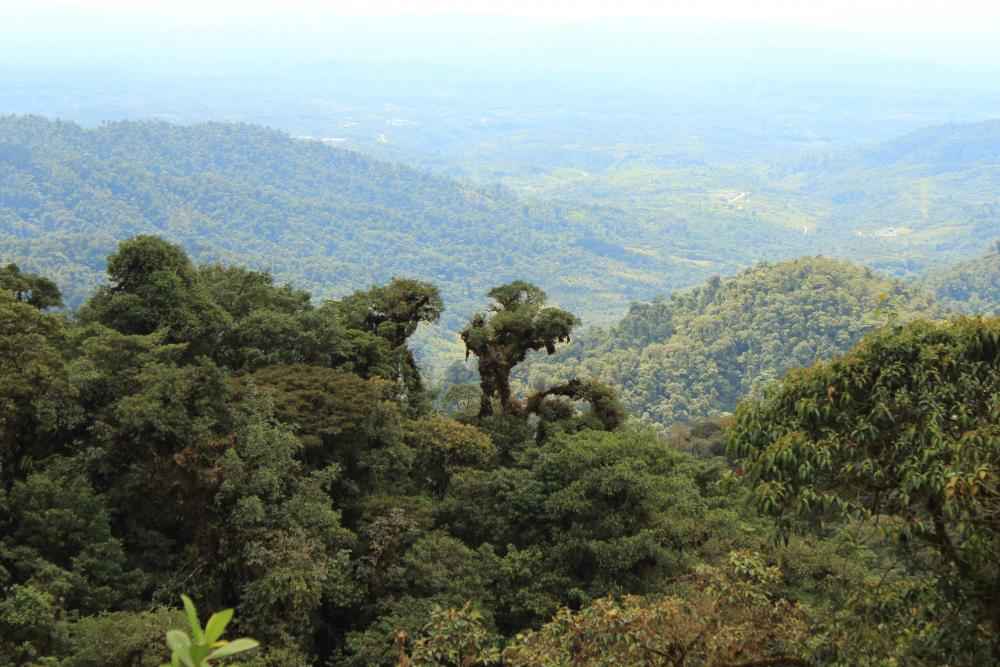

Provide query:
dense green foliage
left=729, top=316, right=1000, bottom=663
left=3, top=45, right=998, bottom=665
left=2, top=235, right=999, bottom=665
left=0, top=263, right=62, bottom=309
left=518, top=256, right=937, bottom=428
left=922, top=242, right=1000, bottom=314
left=0, top=237, right=733, bottom=666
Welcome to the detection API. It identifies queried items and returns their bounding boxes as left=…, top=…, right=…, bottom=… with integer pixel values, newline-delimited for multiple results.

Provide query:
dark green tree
left=405, top=414, right=496, bottom=497
left=213, top=393, right=358, bottom=649
left=524, top=378, right=626, bottom=440
left=82, top=236, right=229, bottom=354
left=0, top=264, right=63, bottom=309
left=0, top=293, right=73, bottom=482
left=461, top=282, right=579, bottom=417
left=337, top=279, right=443, bottom=350
left=1, top=460, right=142, bottom=614
left=335, top=278, right=443, bottom=398
left=200, top=265, right=380, bottom=374
left=437, top=427, right=741, bottom=630
left=240, top=364, right=410, bottom=520
left=198, top=265, right=312, bottom=321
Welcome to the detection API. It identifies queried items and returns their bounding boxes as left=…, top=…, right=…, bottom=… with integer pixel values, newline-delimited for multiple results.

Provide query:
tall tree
left=461, top=281, right=579, bottom=417
left=336, top=278, right=443, bottom=395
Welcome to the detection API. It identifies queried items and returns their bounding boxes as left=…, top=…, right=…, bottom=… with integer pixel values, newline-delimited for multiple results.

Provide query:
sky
left=8, top=0, right=1000, bottom=31
left=2, top=0, right=998, bottom=76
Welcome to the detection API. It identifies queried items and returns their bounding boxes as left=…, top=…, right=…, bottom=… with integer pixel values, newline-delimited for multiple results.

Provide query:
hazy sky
left=3, top=0, right=999, bottom=75
left=11, top=0, right=1000, bottom=31
left=0, top=0, right=997, bottom=164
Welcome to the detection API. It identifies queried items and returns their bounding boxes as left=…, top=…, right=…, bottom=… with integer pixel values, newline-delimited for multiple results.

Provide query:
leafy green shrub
left=55, top=608, right=185, bottom=667
left=0, top=584, right=56, bottom=666
left=397, top=603, right=500, bottom=667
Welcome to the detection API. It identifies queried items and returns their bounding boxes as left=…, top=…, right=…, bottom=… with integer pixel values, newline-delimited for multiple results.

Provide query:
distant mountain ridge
left=776, top=117, right=1000, bottom=174
left=3, top=114, right=998, bottom=369
left=500, top=116, right=1000, bottom=281
left=756, top=118, right=1000, bottom=272
left=859, top=118, right=1000, bottom=169
left=0, top=114, right=726, bottom=356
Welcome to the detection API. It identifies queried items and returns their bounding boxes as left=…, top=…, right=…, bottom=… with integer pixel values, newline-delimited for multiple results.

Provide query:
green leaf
left=181, top=595, right=205, bottom=643
left=166, top=630, right=191, bottom=653
left=189, top=645, right=211, bottom=665
left=207, top=638, right=260, bottom=660
left=204, top=608, right=234, bottom=645
left=166, top=630, right=195, bottom=667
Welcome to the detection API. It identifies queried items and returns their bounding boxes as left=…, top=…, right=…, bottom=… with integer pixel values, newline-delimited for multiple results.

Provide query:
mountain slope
left=921, top=242, right=1000, bottom=314
left=857, top=119, right=1000, bottom=169
left=0, top=115, right=724, bottom=343
left=515, top=257, right=938, bottom=427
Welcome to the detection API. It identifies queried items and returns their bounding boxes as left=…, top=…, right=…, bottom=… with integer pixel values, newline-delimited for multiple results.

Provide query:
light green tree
left=729, top=316, right=1000, bottom=662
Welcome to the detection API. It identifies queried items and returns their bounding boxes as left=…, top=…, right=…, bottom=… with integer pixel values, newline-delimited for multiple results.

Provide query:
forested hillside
left=855, top=118, right=1000, bottom=168
left=0, top=115, right=729, bottom=342
left=2, top=236, right=997, bottom=665
left=4, top=114, right=997, bottom=373
left=922, top=241, right=1000, bottom=314
left=768, top=119, right=1000, bottom=268
left=513, top=257, right=938, bottom=427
